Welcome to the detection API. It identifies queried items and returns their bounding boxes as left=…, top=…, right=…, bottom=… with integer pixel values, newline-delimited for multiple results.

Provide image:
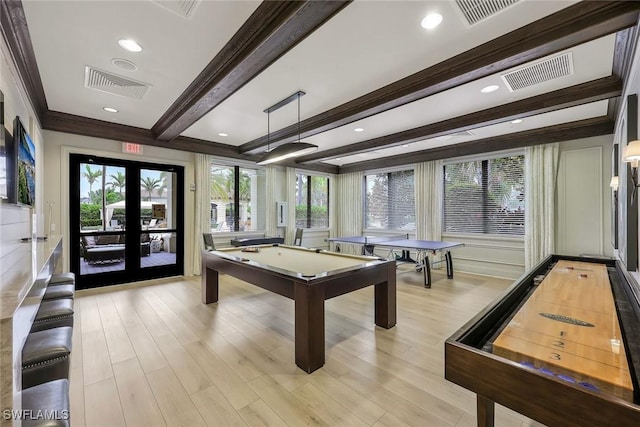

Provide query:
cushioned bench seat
left=22, top=327, right=72, bottom=389
left=49, top=273, right=75, bottom=286
left=43, top=284, right=74, bottom=301
left=31, top=299, right=74, bottom=332
left=22, top=379, right=70, bottom=427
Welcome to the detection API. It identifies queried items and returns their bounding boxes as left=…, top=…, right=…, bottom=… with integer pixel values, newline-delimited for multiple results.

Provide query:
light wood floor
left=69, top=267, right=544, bottom=427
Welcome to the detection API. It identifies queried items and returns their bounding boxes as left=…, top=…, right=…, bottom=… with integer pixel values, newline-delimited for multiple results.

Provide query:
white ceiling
left=20, top=0, right=618, bottom=167
left=22, top=0, right=261, bottom=128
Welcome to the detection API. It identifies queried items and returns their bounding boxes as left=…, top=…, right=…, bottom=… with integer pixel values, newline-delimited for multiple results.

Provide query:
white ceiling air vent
left=84, top=66, right=151, bottom=99
left=455, top=0, right=520, bottom=26
left=450, top=130, right=473, bottom=137
left=435, top=130, right=473, bottom=142
left=501, top=52, right=574, bottom=92
left=152, top=0, right=200, bottom=19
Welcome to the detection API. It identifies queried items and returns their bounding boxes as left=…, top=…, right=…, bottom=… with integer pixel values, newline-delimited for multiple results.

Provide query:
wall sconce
left=624, top=140, right=640, bottom=187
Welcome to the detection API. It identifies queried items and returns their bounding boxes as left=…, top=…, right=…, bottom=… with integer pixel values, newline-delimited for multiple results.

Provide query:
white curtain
left=525, top=143, right=559, bottom=270
left=193, top=153, right=211, bottom=275
left=285, top=167, right=297, bottom=244
left=329, top=172, right=337, bottom=239
left=335, top=171, right=363, bottom=253
left=414, top=160, right=443, bottom=241
left=265, top=165, right=277, bottom=237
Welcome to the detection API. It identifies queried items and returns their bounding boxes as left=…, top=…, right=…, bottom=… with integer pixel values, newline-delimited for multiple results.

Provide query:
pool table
left=201, top=244, right=397, bottom=373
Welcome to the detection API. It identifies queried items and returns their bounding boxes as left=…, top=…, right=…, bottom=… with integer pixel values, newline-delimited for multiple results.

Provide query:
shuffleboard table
left=445, top=255, right=640, bottom=426
left=201, top=244, right=396, bottom=373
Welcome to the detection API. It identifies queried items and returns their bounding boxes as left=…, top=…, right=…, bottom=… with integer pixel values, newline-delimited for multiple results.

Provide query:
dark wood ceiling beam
left=42, top=110, right=339, bottom=174
left=297, top=76, right=621, bottom=163
left=152, top=0, right=351, bottom=142
left=44, top=110, right=247, bottom=159
left=0, top=0, right=48, bottom=124
left=338, top=117, right=614, bottom=174
left=608, top=25, right=639, bottom=120
left=240, top=1, right=640, bottom=154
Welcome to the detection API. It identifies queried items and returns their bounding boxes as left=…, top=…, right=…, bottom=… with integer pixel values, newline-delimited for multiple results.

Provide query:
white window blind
left=295, top=174, right=329, bottom=228
left=443, top=155, right=524, bottom=235
left=365, top=170, right=415, bottom=230
left=210, top=163, right=265, bottom=232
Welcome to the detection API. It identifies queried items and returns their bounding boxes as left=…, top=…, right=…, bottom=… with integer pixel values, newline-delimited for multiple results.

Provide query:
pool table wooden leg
left=201, top=264, right=219, bottom=304
left=374, top=263, right=397, bottom=328
left=294, top=282, right=325, bottom=373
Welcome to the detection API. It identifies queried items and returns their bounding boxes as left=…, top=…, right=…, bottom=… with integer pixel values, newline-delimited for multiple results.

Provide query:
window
left=365, top=169, right=415, bottom=230
left=443, top=155, right=525, bottom=235
left=210, top=164, right=265, bottom=232
left=295, top=174, right=329, bottom=228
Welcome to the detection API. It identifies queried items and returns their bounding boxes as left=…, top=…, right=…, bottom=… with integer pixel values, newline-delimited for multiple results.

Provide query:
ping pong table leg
left=423, top=254, right=431, bottom=288
left=445, top=250, right=454, bottom=279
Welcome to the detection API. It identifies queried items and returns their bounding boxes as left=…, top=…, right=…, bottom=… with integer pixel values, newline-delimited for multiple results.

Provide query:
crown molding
left=0, top=0, right=48, bottom=123
left=42, top=110, right=339, bottom=173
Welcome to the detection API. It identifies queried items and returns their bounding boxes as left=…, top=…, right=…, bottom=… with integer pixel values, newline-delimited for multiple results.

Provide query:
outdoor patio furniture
left=84, top=246, right=126, bottom=264
left=81, top=234, right=150, bottom=264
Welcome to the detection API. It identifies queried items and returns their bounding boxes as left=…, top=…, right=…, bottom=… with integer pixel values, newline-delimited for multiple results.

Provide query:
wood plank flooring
left=70, top=267, right=544, bottom=427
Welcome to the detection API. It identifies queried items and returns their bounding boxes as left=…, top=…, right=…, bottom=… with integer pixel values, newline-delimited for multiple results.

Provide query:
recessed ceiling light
left=481, top=85, right=500, bottom=94
left=103, top=107, right=118, bottom=113
left=354, top=128, right=364, bottom=132
left=511, top=119, right=523, bottom=124
left=218, top=133, right=228, bottom=137
left=421, top=13, right=443, bottom=29
left=118, top=39, right=143, bottom=53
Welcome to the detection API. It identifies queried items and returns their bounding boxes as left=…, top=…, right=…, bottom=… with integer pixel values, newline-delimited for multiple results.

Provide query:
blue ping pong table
left=326, top=235, right=464, bottom=288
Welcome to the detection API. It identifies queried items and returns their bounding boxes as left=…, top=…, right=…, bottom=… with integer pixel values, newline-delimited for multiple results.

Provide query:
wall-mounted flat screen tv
left=0, top=90, right=6, bottom=199
left=8, top=116, right=35, bottom=207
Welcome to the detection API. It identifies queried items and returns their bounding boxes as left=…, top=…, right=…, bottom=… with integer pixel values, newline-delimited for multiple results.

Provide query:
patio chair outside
left=293, top=228, right=303, bottom=246
left=203, top=233, right=215, bottom=251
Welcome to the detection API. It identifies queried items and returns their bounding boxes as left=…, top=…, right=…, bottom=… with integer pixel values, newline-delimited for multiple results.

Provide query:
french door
left=69, top=154, right=184, bottom=289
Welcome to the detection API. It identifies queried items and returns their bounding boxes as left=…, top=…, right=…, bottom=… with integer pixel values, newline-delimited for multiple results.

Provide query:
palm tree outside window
left=141, top=176, right=162, bottom=201
left=209, top=164, right=262, bottom=232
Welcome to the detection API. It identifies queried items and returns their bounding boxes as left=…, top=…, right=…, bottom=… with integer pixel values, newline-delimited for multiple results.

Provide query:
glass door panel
left=140, top=168, right=177, bottom=268
left=78, top=162, right=127, bottom=276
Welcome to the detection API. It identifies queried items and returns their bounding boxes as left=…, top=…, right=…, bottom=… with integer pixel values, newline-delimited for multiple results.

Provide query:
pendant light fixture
left=257, top=91, right=318, bottom=165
